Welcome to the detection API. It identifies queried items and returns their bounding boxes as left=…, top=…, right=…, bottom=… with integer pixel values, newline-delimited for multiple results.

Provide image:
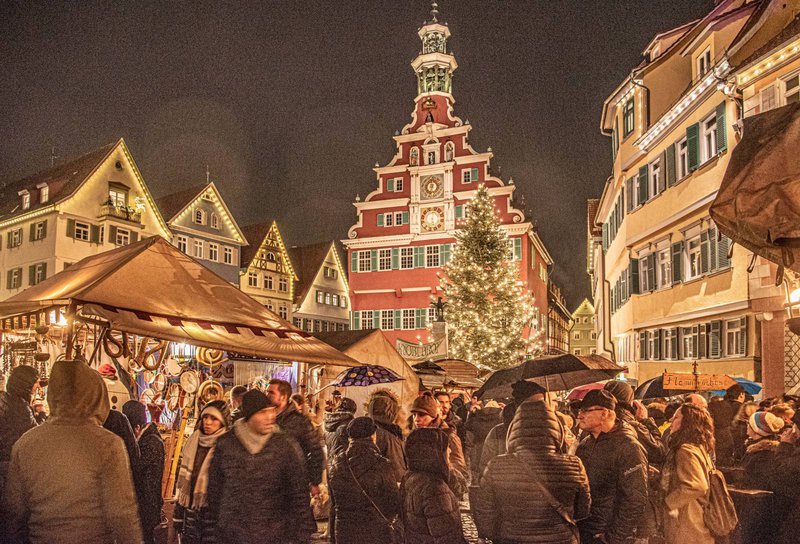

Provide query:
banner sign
left=396, top=337, right=446, bottom=361
left=663, top=372, right=737, bottom=391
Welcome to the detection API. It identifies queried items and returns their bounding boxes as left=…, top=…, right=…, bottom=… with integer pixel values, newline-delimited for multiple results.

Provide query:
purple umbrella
left=331, top=365, right=403, bottom=387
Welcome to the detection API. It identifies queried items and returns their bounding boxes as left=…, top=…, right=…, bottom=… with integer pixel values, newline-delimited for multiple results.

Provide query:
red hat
left=97, top=363, right=117, bottom=379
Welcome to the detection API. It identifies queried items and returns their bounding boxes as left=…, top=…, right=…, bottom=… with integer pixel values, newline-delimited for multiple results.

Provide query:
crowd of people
left=3, top=359, right=800, bottom=544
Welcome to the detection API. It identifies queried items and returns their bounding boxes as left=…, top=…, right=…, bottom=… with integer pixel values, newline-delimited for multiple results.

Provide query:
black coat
left=207, top=427, right=316, bottom=544
left=465, top=407, right=501, bottom=478
left=401, top=428, right=465, bottom=544
left=103, top=408, right=141, bottom=478
left=473, top=400, right=590, bottom=544
left=708, top=398, right=741, bottom=467
left=740, top=437, right=779, bottom=490
left=136, top=423, right=165, bottom=543
left=0, top=391, right=36, bottom=472
left=375, top=419, right=407, bottom=484
left=323, top=410, right=353, bottom=463
left=329, top=438, right=400, bottom=544
left=173, top=444, right=215, bottom=544
left=276, top=404, right=325, bottom=486
left=770, top=441, right=800, bottom=544
left=575, top=420, right=648, bottom=544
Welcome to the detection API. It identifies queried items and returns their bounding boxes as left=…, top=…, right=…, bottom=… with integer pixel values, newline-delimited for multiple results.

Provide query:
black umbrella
left=634, top=376, right=693, bottom=399
left=475, top=354, right=625, bottom=400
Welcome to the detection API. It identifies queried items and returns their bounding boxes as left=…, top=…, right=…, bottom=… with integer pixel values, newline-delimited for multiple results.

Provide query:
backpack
left=703, top=458, right=738, bottom=537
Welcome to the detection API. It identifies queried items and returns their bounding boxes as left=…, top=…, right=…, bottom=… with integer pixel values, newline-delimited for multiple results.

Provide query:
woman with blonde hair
left=660, top=403, right=716, bottom=544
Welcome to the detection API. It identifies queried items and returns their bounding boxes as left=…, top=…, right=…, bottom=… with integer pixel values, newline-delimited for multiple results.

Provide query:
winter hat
left=604, top=380, right=634, bottom=405
left=748, top=411, right=784, bottom=437
left=348, top=416, right=377, bottom=439
left=97, top=363, right=117, bottom=379
left=201, top=399, right=231, bottom=428
left=338, top=397, right=357, bottom=414
left=122, top=400, right=148, bottom=428
left=241, top=389, right=274, bottom=421
left=410, top=392, right=439, bottom=418
left=511, top=380, right=546, bottom=404
left=6, top=365, right=40, bottom=402
left=581, top=389, right=617, bottom=412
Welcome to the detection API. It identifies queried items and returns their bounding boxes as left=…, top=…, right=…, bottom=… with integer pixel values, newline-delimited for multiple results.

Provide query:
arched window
left=194, top=209, right=206, bottom=225
left=266, top=252, right=276, bottom=262
left=409, top=147, right=419, bottom=166
left=210, top=212, right=219, bottom=229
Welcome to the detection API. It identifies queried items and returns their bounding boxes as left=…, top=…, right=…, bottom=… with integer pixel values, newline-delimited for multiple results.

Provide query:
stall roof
left=0, top=236, right=358, bottom=366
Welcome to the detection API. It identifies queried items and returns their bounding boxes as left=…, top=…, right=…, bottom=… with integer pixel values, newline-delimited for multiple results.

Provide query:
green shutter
left=658, top=149, right=667, bottom=194
left=672, top=241, right=684, bottom=283
left=716, top=101, right=727, bottom=153
left=6, top=270, right=12, bottom=289
left=109, top=226, right=117, bottom=244
left=709, top=320, right=722, bottom=358
left=718, top=234, right=732, bottom=269
left=708, top=228, right=719, bottom=271
left=130, top=231, right=139, bottom=243
left=647, top=253, right=656, bottom=291
left=471, top=167, right=479, bottom=181
left=638, top=165, right=648, bottom=205
left=687, top=123, right=700, bottom=171
left=698, top=323, right=707, bottom=359
left=66, top=218, right=76, bottom=238
left=28, top=265, right=35, bottom=286
left=739, top=316, right=747, bottom=356
left=391, top=248, right=399, bottom=269
left=455, top=205, right=463, bottom=219
left=700, top=230, right=710, bottom=274
left=351, top=251, right=358, bottom=272
left=653, top=329, right=662, bottom=360
left=602, top=223, right=609, bottom=251
left=413, top=246, right=424, bottom=268
left=90, top=224, right=100, bottom=244
left=41, top=220, right=47, bottom=239
left=665, top=143, right=677, bottom=187
left=353, top=311, right=360, bottom=330
left=513, top=237, right=522, bottom=260
left=373, top=312, right=380, bottom=329
left=402, top=211, right=409, bottom=225
left=441, top=243, right=451, bottom=265
left=377, top=213, right=384, bottom=227
left=639, top=331, right=647, bottom=360
left=387, top=179, right=395, bottom=192
left=415, top=309, right=425, bottom=329
left=394, top=310, right=401, bottom=329
left=29, top=223, right=36, bottom=241
left=630, top=259, right=640, bottom=294
left=670, top=327, right=679, bottom=359
left=370, top=250, right=378, bottom=271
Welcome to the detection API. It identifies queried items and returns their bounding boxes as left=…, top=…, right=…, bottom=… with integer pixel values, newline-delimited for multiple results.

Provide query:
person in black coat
left=401, top=427, right=465, bottom=544
left=328, top=417, right=400, bottom=544
left=123, top=400, right=165, bottom=544
left=464, top=402, right=502, bottom=481
left=103, top=407, right=141, bottom=482
left=323, top=397, right=357, bottom=543
left=474, top=399, right=591, bottom=544
left=708, top=384, right=745, bottom=467
left=368, top=392, right=407, bottom=484
left=206, top=390, right=315, bottom=544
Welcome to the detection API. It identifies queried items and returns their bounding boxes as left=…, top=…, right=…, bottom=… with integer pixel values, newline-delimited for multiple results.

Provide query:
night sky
left=0, top=0, right=714, bottom=310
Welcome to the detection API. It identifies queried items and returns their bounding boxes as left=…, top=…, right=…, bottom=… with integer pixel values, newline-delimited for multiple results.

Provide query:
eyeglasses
left=578, top=407, right=606, bottom=415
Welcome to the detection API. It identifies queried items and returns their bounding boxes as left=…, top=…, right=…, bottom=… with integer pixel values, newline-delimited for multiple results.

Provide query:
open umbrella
left=635, top=376, right=694, bottom=399
left=475, top=354, right=625, bottom=400
left=567, top=382, right=606, bottom=401
left=710, top=377, right=762, bottom=397
left=331, top=365, right=403, bottom=387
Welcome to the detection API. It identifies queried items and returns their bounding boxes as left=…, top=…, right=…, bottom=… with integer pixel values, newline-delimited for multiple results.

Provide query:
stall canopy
left=0, top=236, right=358, bottom=366
left=710, top=101, right=800, bottom=274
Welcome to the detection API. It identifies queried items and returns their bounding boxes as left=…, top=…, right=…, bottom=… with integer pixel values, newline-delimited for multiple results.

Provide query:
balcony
left=98, top=201, right=143, bottom=224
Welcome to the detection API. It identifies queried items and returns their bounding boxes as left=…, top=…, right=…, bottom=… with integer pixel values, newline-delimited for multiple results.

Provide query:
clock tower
left=343, top=3, right=553, bottom=359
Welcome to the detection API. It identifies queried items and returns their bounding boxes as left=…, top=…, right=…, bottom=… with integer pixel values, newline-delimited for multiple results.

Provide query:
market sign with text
left=662, top=372, right=737, bottom=391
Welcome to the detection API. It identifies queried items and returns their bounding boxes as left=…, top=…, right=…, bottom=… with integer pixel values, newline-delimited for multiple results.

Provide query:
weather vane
left=430, top=1, right=439, bottom=23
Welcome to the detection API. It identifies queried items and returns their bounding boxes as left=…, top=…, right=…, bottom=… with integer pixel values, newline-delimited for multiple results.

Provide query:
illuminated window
left=208, top=243, right=219, bottom=262
left=278, top=277, right=288, bottom=292
left=109, top=188, right=127, bottom=207
left=115, top=228, right=130, bottom=246
left=223, top=247, right=234, bottom=265
left=176, top=236, right=188, bottom=253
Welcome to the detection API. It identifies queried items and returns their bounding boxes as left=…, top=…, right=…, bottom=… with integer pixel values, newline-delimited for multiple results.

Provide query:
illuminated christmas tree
left=440, top=185, right=541, bottom=369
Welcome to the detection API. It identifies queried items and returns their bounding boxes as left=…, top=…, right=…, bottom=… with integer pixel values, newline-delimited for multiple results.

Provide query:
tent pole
left=64, top=303, right=77, bottom=360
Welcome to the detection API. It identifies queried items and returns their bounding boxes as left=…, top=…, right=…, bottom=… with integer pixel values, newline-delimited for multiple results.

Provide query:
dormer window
left=210, top=213, right=220, bottom=229
left=697, top=47, right=712, bottom=78
left=19, top=191, right=30, bottom=210
left=37, top=183, right=49, bottom=204
left=194, top=209, right=206, bottom=225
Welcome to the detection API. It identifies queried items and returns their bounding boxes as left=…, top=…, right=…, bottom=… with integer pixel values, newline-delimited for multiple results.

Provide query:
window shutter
left=471, top=167, right=479, bottom=181
left=41, top=263, right=47, bottom=282
left=630, top=259, right=640, bottom=294
left=370, top=250, right=378, bottom=271
left=739, top=316, right=748, bottom=356
left=653, top=329, right=662, bottom=360
left=130, top=231, right=139, bottom=243
left=716, top=101, right=727, bottom=153
left=387, top=179, right=395, bottom=192
left=353, top=311, right=360, bottom=330
left=414, top=246, right=424, bottom=268
left=416, top=309, right=425, bottom=329
left=351, top=251, right=358, bottom=272
left=513, top=238, right=522, bottom=260
left=41, top=220, right=47, bottom=239
left=647, top=253, right=656, bottom=292
left=29, top=265, right=36, bottom=286
left=638, top=166, right=648, bottom=205
left=658, top=150, right=667, bottom=194
left=687, top=123, right=700, bottom=171
left=665, top=143, right=677, bottom=187
left=717, top=234, right=731, bottom=269
left=455, top=205, right=463, bottom=219
left=692, top=326, right=699, bottom=356
left=700, top=230, right=710, bottom=274
left=109, top=226, right=118, bottom=244
left=708, top=228, right=719, bottom=271
left=402, top=211, right=409, bottom=225
left=639, top=331, right=647, bottom=360
left=672, top=241, right=683, bottom=283
left=442, top=243, right=452, bottom=265
left=709, top=320, right=722, bottom=358
left=394, top=310, right=401, bottom=329
left=29, top=223, right=36, bottom=242
left=6, top=270, right=12, bottom=289
left=602, top=223, right=609, bottom=251
left=698, top=323, right=707, bottom=359
left=670, top=328, right=678, bottom=359
left=377, top=214, right=384, bottom=227
left=373, top=312, right=381, bottom=329
left=90, top=225, right=100, bottom=243
left=391, top=248, right=399, bottom=269
left=66, top=218, right=76, bottom=238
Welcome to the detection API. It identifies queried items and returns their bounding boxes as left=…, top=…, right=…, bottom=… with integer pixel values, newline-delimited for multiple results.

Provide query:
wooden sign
left=663, top=372, right=737, bottom=391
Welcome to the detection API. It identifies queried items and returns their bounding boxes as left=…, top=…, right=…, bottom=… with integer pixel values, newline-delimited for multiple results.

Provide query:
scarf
left=233, top=418, right=274, bottom=455
left=175, top=427, right=225, bottom=509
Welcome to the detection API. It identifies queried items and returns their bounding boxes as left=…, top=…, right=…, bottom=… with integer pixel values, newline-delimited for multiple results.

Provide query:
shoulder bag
left=345, top=458, right=403, bottom=544
left=700, top=449, right=738, bottom=537
left=512, top=453, right=579, bottom=539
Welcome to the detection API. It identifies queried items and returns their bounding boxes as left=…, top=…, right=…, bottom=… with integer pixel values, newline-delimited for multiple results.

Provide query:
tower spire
left=412, top=3, right=457, bottom=97
left=430, top=1, right=439, bottom=23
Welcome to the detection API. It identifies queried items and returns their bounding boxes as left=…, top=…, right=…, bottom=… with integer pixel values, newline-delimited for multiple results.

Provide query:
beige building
left=592, top=0, right=800, bottom=393
left=239, top=221, right=297, bottom=321
left=0, top=139, right=169, bottom=299
left=288, top=241, right=350, bottom=333
left=571, top=299, right=597, bottom=356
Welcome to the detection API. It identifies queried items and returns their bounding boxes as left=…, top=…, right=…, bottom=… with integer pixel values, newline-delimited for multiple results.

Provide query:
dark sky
left=0, top=0, right=714, bottom=311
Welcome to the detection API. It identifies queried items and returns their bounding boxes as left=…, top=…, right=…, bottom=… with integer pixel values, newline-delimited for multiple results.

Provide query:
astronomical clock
left=420, top=175, right=444, bottom=200
left=421, top=206, right=444, bottom=232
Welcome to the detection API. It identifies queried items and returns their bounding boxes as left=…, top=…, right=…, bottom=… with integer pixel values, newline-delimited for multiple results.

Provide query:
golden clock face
left=421, top=207, right=444, bottom=231
left=421, top=176, right=443, bottom=199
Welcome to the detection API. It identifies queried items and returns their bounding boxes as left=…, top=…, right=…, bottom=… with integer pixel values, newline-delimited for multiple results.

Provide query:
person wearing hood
left=473, top=399, right=591, bottom=544
left=123, top=400, right=165, bottom=544
left=479, top=402, right=516, bottom=475
left=169, top=400, right=229, bottom=544
left=401, top=427, right=465, bottom=544
left=0, top=366, right=39, bottom=488
left=206, top=389, right=315, bottom=544
left=3, top=360, right=143, bottom=544
left=328, top=417, right=400, bottom=543
left=367, top=391, right=407, bottom=484
left=323, top=396, right=357, bottom=543
left=740, top=410, right=783, bottom=490
left=464, top=399, right=502, bottom=482
left=604, top=380, right=665, bottom=466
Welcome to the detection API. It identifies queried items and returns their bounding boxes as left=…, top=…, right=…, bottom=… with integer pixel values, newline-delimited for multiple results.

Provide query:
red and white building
left=343, top=11, right=553, bottom=360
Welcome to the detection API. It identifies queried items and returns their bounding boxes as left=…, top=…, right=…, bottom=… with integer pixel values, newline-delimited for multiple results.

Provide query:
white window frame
left=9, top=268, right=22, bottom=289
left=381, top=310, right=394, bottom=330
left=649, top=157, right=661, bottom=197
left=325, top=293, right=331, bottom=305
left=395, top=178, right=404, bottom=192
left=384, top=213, right=394, bottom=227
left=697, top=47, right=711, bottom=78
left=208, top=243, right=219, bottom=262
left=361, top=310, right=373, bottom=329
left=427, top=307, right=437, bottom=326
left=573, top=332, right=581, bottom=340
left=33, top=221, right=46, bottom=241
left=425, top=245, right=440, bottom=268
left=278, top=306, right=288, bottom=320
left=264, top=275, right=273, bottom=290
left=223, top=246, right=234, bottom=265
left=278, top=277, right=288, bottom=292
left=663, top=329, right=674, bottom=360
left=622, top=98, right=635, bottom=137
left=402, top=309, right=416, bottom=330
left=194, top=209, right=206, bottom=225
left=39, top=185, right=49, bottom=203
left=677, top=137, right=689, bottom=180
left=639, top=254, right=651, bottom=292
left=332, top=294, right=339, bottom=306
left=210, top=213, right=220, bottom=229
left=21, top=193, right=30, bottom=210
left=74, top=222, right=90, bottom=242
left=647, top=331, right=656, bottom=360
left=725, top=319, right=745, bottom=357
left=33, top=263, right=46, bottom=285
left=656, top=247, right=671, bottom=289
left=685, top=235, right=702, bottom=280
left=108, top=188, right=126, bottom=208
left=682, top=327, right=695, bottom=359
left=317, top=291, right=324, bottom=303
left=358, top=251, right=371, bottom=272
left=177, top=235, right=188, bottom=253
left=378, top=248, right=392, bottom=271
left=783, top=72, right=800, bottom=105
left=574, top=348, right=582, bottom=356
left=193, top=239, right=204, bottom=258
left=395, top=212, right=404, bottom=225
left=248, top=271, right=258, bottom=287
left=702, top=113, right=717, bottom=162
left=115, top=228, right=130, bottom=246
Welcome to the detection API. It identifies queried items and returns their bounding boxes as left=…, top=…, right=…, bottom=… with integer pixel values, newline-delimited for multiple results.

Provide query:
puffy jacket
left=616, top=405, right=665, bottom=466
left=276, top=403, right=325, bottom=485
left=323, top=410, right=353, bottom=462
left=375, top=420, right=407, bottom=484
left=465, top=407, right=501, bottom=479
left=473, top=400, right=590, bottom=544
left=479, top=423, right=508, bottom=475
left=575, top=420, right=648, bottom=544
left=769, top=441, right=800, bottom=544
left=206, top=426, right=315, bottom=544
left=136, top=423, right=164, bottom=543
left=740, top=437, right=779, bottom=490
left=430, top=418, right=468, bottom=496
left=401, top=428, right=465, bottom=544
left=329, top=438, right=400, bottom=543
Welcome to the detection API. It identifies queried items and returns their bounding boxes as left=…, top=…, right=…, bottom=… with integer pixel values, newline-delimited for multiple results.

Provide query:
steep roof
left=587, top=199, right=601, bottom=237
left=736, top=11, right=800, bottom=69
left=240, top=222, right=275, bottom=266
left=288, top=241, right=339, bottom=305
left=312, top=329, right=378, bottom=352
left=0, top=141, right=117, bottom=221
left=154, top=183, right=209, bottom=222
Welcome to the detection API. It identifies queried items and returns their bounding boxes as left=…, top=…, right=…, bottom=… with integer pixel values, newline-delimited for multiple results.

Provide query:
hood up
left=506, top=400, right=564, bottom=454
left=47, top=360, right=110, bottom=425
left=405, top=427, right=449, bottom=481
left=324, top=410, right=354, bottom=433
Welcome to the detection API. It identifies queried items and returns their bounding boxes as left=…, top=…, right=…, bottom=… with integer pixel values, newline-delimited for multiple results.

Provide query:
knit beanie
left=338, top=397, right=357, bottom=414
left=410, top=392, right=439, bottom=418
left=582, top=389, right=617, bottom=411
left=241, top=389, right=273, bottom=421
left=368, top=393, right=398, bottom=425
left=748, top=411, right=784, bottom=437
left=348, top=416, right=377, bottom=439
left=201, top=399, right=231, bottom=428
left=6, top=365, right=40, bottom=402
left=122, top=400, right=148, bottom=428
left=604, top=380, right=634, bottom=405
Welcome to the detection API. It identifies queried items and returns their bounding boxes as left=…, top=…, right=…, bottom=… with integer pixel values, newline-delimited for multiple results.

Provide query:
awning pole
left=64, top=303, right=77, bottom=360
